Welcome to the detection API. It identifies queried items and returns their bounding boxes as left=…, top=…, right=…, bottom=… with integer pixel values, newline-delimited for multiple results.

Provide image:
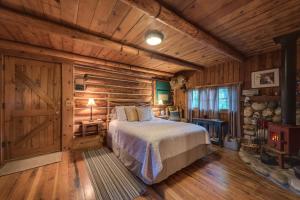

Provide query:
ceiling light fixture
left=145, top=30, right=164, bottom=46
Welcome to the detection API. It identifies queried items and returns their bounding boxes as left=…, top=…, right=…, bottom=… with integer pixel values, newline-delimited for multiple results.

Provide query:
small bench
left=192, top=118, right=228, bottom=146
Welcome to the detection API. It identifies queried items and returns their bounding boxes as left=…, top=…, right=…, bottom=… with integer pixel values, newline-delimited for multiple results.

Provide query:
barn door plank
left=14, top=117, right=53, bottom=145
left=15, top=68, right=56, bottom=110
left=12, top=110, right=55, bottom=117
left=0, top=54, right=4, bottom=165
left=4, top=56, right=15, bottom=159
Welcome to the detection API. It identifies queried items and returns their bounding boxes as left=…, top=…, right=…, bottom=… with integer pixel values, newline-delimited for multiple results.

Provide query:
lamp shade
left=158, top=99, right=164, bottom=105
left=87, top=98, right=96, bottom=106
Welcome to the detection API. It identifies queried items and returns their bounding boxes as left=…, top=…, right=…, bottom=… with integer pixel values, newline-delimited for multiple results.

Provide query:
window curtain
left=187, top=89, right=194, bottom=121
left=208, top=88, right=219, bottom=119
left=188, top=88, right=220, bottom=121
left=188, top=89, right=199, bottom=120
left=228, top=85, right=241, bottom=138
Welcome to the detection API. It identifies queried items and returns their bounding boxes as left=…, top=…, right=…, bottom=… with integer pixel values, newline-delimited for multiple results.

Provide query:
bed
left=107, top=117, right=211, bottom=185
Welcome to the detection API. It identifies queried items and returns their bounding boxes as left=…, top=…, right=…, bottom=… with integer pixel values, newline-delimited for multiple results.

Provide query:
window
left=191, top=89, right=199, bottom=108
left=218, top=87, right=229, bottom=110
left=189, top=87, right=230, bottom=111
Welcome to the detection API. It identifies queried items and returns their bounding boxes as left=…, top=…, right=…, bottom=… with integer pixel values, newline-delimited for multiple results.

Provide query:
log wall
left=73, top=64, right=169, bottom=135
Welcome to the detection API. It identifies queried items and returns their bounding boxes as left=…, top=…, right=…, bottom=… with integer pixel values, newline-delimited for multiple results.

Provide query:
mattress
left=108, top=118, right=211, bottom=184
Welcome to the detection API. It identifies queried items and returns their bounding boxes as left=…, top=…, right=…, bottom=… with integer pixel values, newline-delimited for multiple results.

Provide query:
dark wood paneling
left=0, top=54, right=4, bottom=165
left=188, top=47, right=300, bottom=93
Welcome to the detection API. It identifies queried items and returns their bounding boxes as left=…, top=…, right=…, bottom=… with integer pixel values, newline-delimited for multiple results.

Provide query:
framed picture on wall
left=251, top=68, right=279, bottom=88
left=154, top=80, right=171, bottom=105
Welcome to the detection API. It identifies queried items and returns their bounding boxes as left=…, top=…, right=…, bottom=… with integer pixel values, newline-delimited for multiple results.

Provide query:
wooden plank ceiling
left=161, top=0, right=300, bottom=55
left=0, top=0, right=299, bottom=73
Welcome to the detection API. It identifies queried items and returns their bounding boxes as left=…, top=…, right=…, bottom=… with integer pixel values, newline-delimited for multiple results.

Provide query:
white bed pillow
left=136, top=106, right=153, bottom=121
left=115, top=106, right=127, bottom=121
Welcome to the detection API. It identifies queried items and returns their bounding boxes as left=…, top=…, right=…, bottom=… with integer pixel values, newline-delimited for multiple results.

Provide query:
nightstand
left=156, top=115, right=169, bottom=120
left=72, top=120, right=104, bottom=150
left=82, top=120, right=102, bottom=136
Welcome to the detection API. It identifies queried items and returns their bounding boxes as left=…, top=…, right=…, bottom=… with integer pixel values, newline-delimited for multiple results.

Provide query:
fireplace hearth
left=261, top=151, right=277, bottom=165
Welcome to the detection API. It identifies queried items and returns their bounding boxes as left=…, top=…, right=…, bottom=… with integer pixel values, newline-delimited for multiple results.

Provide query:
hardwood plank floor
left=0, top=147, right=299, bottom=200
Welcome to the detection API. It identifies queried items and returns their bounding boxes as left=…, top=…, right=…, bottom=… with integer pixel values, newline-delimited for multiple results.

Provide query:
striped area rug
left=83, top=148, right=146, bottom=200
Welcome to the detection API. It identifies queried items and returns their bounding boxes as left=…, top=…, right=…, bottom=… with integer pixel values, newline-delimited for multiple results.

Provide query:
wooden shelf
left=241, top=95, right=280, bottom=102
left=241, top=96, right=300, bottom=102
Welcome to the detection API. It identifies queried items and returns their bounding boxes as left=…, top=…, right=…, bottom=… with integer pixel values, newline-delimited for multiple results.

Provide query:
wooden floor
left=0, top=147, right=299, bottom=200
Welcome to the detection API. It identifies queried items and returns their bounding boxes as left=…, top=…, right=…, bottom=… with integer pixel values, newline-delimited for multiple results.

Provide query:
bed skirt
left=107, top=134, right=212, bottom=185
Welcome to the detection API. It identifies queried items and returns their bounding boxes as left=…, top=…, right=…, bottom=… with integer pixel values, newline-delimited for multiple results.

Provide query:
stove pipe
left=274, top=32, right=299, bottom=125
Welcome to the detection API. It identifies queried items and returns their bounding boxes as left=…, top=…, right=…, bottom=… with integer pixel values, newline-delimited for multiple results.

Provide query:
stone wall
left=242, top=99, right=281, bottom=142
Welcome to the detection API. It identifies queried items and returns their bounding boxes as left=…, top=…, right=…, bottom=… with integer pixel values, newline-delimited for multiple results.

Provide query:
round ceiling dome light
left=145, top=30, right=164, bottom=46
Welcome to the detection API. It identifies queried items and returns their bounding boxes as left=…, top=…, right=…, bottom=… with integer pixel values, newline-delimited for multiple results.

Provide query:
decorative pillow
left=115, top=106, right=127, bottom=121
left=124, top=106, right=138, bottom=122
left=169, top=111, right=180, bottom=121
left=136, top=106, right=153, bottom=121
left=109, top=108, right=117, bottom=120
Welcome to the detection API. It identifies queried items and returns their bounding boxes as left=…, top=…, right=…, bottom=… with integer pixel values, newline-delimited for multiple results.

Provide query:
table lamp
left=87, top=98, right=96, bottom=121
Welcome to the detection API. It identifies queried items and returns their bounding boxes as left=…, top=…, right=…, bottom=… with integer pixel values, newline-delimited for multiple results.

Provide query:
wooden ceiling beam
left=0, top=39, right=174, bottom=77
left=0, top=6, right=204, bottom=71
left=120, top=0, right=245, bottom=62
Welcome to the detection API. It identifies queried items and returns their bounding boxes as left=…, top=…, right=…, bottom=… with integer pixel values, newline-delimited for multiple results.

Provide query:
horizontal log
left=81, top=78, right=152, bottom=88
left=75, top=100, right=107, bottom=108
left=75, top=92, right=152, bottom=99
left=85, top=79, right=152, bottom=90
left=86, top=84, right=152, bottom=92
left=75, top=91, right=152, bottom=97
left=74, top=115, right=107, bottom=123
left=107, top=102, right=151, bottom=106
left=75, top=97, right=152, bottom=102
left=74, top=66, right=153, bottom=83
left=75, top=74, right=151, bottom=85
left=75, top=109, right=107, bottom=116
left=0, top=39, right=174, bottom=77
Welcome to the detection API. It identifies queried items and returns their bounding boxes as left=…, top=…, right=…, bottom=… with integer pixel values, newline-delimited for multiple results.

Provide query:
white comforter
left=108, top=118, right=210, bottom=182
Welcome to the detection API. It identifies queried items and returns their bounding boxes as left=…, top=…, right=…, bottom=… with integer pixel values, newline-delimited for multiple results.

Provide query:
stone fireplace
left=267, top=31, right=300, bottom=158
left=239, top=31, right=300, bottom=195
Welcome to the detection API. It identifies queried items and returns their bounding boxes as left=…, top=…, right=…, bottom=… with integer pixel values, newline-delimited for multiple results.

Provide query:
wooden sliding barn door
left=4, top=56, right=62, bottom=160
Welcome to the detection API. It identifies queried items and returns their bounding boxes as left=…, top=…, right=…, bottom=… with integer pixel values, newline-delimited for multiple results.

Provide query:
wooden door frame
left=0, top=54, right=4, bottom=166
left=1, top=53, right=74, bottom=161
